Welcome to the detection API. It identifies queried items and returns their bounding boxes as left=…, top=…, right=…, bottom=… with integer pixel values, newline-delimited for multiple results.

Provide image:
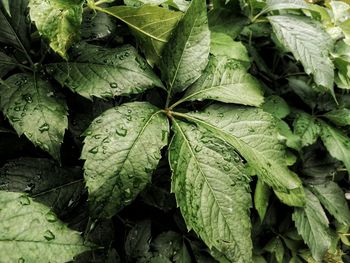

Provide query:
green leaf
left=169, top=119, right=252, bottom=262
left=309, top=182, right=350, bottom=225
left=125, top=220, right=152, bottom=261
left=0, top=0, right=30, bottom=51
left=323, top=108, right=350, bottom=126
left=81, top=8, right=116, bottom=40
left=262, top=95, right=290, bottom=119
left=0, top=51, right=17, bottom=77
left=178, top=56, right=264, bottom=107
left=0, top=73, right=68, bottom=161
left=264, top=237, right=284, bottom=263
left=181, top=104, right=304, bottom=205
left=254, top=179, right=271, bottom=222
left=292, top=189, right=333, bottom=261
left=265, top=0, right=309, bottom=12
left=0, top=191, right=92, bottom=262
left=293, top=112, right=320, bottom=147
left=95, top=5, right=182, bottom=65
left=0, top=157, right=84, bottom=215
left=319, top=120, right=350, bottom=174
left=82, top=102, right=169, bottom=218
left=160, top=0, right=210, bottom=94
left=46, top=43, right=163, bottom=99
left=276, top=120, right=301, bottom=151
left=268, top=15, right=335, bottom=94
left=210, top=32, right=250, bottom=68
left=29, top=0, right=84, bottom=58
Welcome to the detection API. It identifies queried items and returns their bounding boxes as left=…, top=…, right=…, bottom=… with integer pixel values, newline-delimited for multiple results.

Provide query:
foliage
left=0, top=0, right=350, bottom=262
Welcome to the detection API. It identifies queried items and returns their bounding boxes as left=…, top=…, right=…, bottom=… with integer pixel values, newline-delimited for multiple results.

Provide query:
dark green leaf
left=0, top=51, right=17, bottom=77
left=160, top=0, right=210, bottom=94
left=46, top=43, right=163, bottom=99
left=293, top=112, right=320, bottom=147
left=82, top=102, right=169, bottom=218
left=0, top=73, right=68, bottom=161
left=254, top=179, right=271, bottom=222
left=169, top=119, right=253, bottom=262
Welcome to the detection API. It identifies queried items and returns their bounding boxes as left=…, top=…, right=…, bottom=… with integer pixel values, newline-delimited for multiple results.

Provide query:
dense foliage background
left=1, top=0, right=350, bottom=262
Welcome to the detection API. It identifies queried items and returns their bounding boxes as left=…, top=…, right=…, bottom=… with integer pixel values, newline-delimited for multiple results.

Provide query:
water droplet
left=96, top=118, right=103, bottom=124
left=14, top=106, right=21, bottom=111
left=223, top=165, right=231, bottom=171
left=39, top=123, right=50, bottom=132
left=194, top=145, right=202, bottom=153
left=127, top=109, right=132, bottom=114
left=18, top=258, right=25, bottom=263
left=43, top=230, right=55, bottom=241
left=124, top=51, right=130, bottom=57
left=233, top=155, right=240, bottom=162
left=19, top=195, right=30, bottom=205
left=93, top=134, right=101, bottom=139
left=45, top=211, right=57, bottom=222
left=116, top=126, right=127, bottom=137
left=22, top=94, right=33, bottom=103
left=230, top=182, right=236, bottom=187
left=10, top=116, right=21, bottom=122
left=248, top=127, right=255, bottom=132
left=89, top=146, right=99, bottom=154
left=126, top=115, right=132, bottom=121
left=110, top=82, right=118, bottom=89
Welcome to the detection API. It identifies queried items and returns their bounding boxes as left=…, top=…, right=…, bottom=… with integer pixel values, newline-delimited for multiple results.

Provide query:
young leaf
left=178, top=56, right=264, bottom=107
left=82, top=102, right=169, bottom=218
left=169, top=119, right=253, bottom=262
left=319, top=121, right=350, bottom=174
left=95, top=5, right=182, bottom=65
left=0, top=157, right=84, bottom=215
left=29, top=0, right=84, bottom=58
left=265, top=0, right=309, bottom=12
left=46, top=43, right=163, bottom=99
left=160, top=0, right=210, bottom=94
left=181, top=104, right=304, bottom=205
left=0, top=73, right=68, bottom=161
left=309, top=182, right=350, bottom=225
left=268, top=15, right=334, bottom=94
left=0, top=51, right=17, bottom=77
left=293, top=112, right=320, bottom=147
left=254, top=179, right=271, bottom=222
left=262, top=95, right=290, bottom=119
left=292, top=189, right=333, bottom=261
left=0, top=0, right=30, bottom=51
left=0, top=191, right=92, bottom=262
left=323, top=108, right=350, bottom=126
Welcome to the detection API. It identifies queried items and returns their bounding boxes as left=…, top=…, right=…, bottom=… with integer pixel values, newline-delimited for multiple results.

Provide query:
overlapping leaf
left=269, top=15, right=335, bottom=94
left=96, top=4, right=182, bottom=65
left=29, top=0, right=84, bottom=58
left=265, top=0, right=309, bottom=12
left=0, top=191, right=92, bottom=262
left=82, top=102, right=169, bottom=218
left=169, top=119, right=252, bottom=262
left=293, top=112, right=320, bottom=147
left=160, top=0, right=210, bottom=94
left=180, top=104, right=304, bottom=206
left=0, top=52, right=17, bottom=77
left=46, top=43, right=163, bottom=99
left=180, top=56, right=264, bottom=106
left=0, top=73, right=68, bottom=161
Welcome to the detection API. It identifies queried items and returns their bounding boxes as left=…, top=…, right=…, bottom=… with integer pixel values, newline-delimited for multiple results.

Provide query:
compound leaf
left=82, top=102, right=169, bottom=218
left=269, top=15, right=334, bottom=94
left=0, top=73, right=68, bottom=161
left=46, top=43, right=163, bottom=99
left=182, top=104, right=304, bottom=206
left=0, top=191, right=93, bottom=262
left=181, top=56, right=264, bottom=107
left=169, top=119, right=252, bottom=262
left=160, top=0, right=210, bottom=94
left=29, top=0, right=84, bottom=58
left=96, top=4, right=182, bottom=65
left=292, top=189, right=333, bottom=261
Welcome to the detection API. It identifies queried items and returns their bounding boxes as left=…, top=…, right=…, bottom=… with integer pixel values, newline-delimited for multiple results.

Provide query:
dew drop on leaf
left=10, top=116, right=21, bottom=122
left=18, top=258, right=25, bottom=263
left=194, top=145, right=202, bottom=153
left=89, top=146, right=99, bottom=154
left=22, top=94, right=33, bottom=103
left=43, top=230, right=55, bottom=241
left=45, top=211, right=57, bottom=222
left=109, top=82, right=118, bottom=89
left=223, top=165, right=231, bottom=172
left=19, top=195, right=31, bottom=205
left=39, top=123, right=50, bottom=133
left=116, top=126, right=127, bottom=137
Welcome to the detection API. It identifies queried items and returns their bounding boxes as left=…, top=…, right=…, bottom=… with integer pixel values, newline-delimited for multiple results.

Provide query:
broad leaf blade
left=97, top=5, right=182, bottom=65
left=0, top=191, right=92, bottom=262
left=46, top=43, right=163, bottom=99
left=160, top=0, right=210, bottom=94
left=29, top=0, right=84, bottom=58
left=293, top=112, right=320, bottom=147
left=265, top=0, right=309, bottom=12
left=292, top=189, right=333, bottom=261
left=184, top=104, right=304, bottom=205
left=0, top=51, right=17, bottom=77
left=82, top=102, right=169, bottom=218
left=0, top=157, right=84, bottom=215
left=181, top=56, right=264, bottom=106
left=309, top=182, right=350, bottom=225
left=268, top=15, right=334, bottom=94
left=254, top=179, right=271, bottom=222
left=323, top=108, right=350, bottom=126
left=0, top=73, right=68, bottom=161
left=169, top=119, right=252, bottom=262
left=319, top=121, right=350, bottom=174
